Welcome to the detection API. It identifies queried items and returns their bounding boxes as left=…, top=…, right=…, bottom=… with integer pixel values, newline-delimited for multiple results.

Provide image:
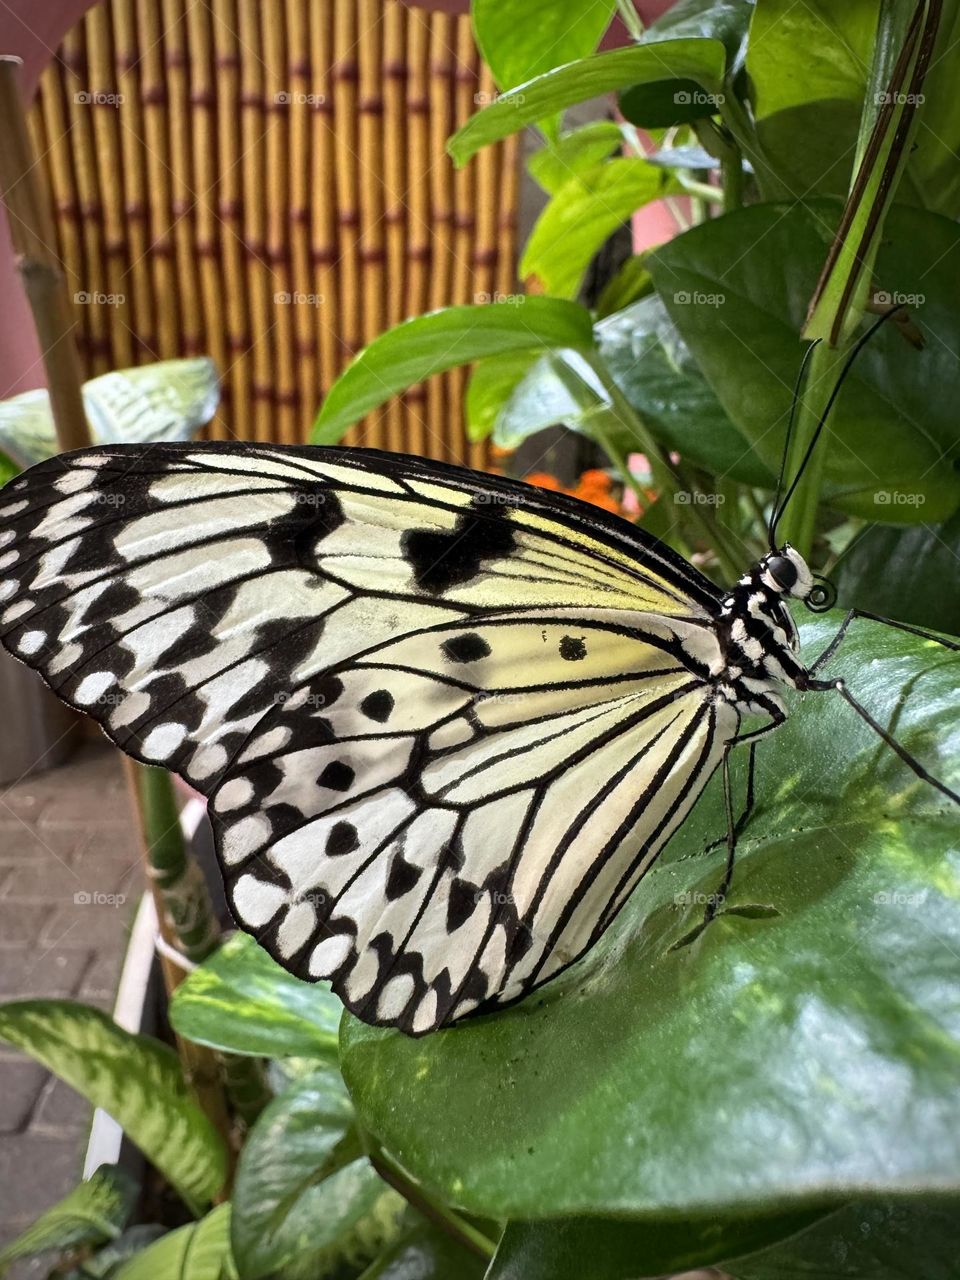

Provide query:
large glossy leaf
left=359, top=1223, right=487, bottom=1280
left=0, top=359, right=219, bottom=469
left=0, top=1001, right=227, bottom=1214
left=726, top=1198, right=960, bottom=1279
left=596, top=294, right=774, bottom=487
left=113, top=1206, right=232, bottom=1280
left=61, top=1227, right=168, bottom=1280
left=448, top=41, right=725, bottom=166
left=341, top=614, right=960, bottom=1222
left=473, top=0, right=615, bottom=102
left=169, top=932, right=342, bottom=1061
left=312, top=301, right=594, bottom=443
left=0, top=1165, right=137, bottom=1273
left=231, top=1070, right=383, bottom=1280
left=833, top=512, right=960, bottom=638
left=521, top=160, right=680, bottom=298
left=648, top=201, right=960, bottom=520
left=746, top=0, right=880, bottom=197
left=490, top=1206, right=830, bottom=1280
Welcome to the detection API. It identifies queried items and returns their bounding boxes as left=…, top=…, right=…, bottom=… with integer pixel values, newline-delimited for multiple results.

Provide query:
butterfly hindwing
left=0, top=443, right=732, bottom=1032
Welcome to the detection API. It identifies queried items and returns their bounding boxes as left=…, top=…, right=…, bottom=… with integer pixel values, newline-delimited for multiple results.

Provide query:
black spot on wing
left=559, top=635, right=587, bottom=661
left=326, top=820, right=359, bottom=857
left=360, top=689, right=394, bottom=723
left=446, top=877, right=479, bottom=932
left=441, top=632, right=491, bottom=664
left=386, top=852, right=423, bottom=901
left=317, top=760, right=355, bottom=791
left=401, top=506, right=516, bottom=594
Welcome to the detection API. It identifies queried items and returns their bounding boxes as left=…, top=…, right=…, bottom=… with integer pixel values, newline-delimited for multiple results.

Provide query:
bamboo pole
left=0, top=57, right=89, bottom=448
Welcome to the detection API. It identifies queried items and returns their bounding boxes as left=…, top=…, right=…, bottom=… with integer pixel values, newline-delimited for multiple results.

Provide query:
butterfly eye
left=766, top=555, right=798, bottom=592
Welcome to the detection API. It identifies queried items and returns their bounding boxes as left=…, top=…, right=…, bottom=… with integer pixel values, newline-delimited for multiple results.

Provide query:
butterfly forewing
left=0, top=443, right=731, bottom=1033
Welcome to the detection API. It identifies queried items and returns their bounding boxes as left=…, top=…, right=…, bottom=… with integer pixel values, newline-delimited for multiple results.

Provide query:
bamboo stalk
left=264, top=4, right=297, bottom=445
left=238, top=0, right=272, bottom=443
left=310, top=1, right=339, bottom=423
left=404, top=10, right=431, bottom=459
left=382, top=1, right=406, bottom=452
left=114, top=0, right=156, bottom=366
left=287, top=0, right=315, bottom=441
left=212, top=0, right=249, bottom=441
left=0, top=57, right=89, bottom=447
left=332, top=1, right=364, bottom=445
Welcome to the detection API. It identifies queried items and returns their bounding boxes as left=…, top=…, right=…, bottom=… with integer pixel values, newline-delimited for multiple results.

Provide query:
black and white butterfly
left=1, top=416, right=957, bottom=1036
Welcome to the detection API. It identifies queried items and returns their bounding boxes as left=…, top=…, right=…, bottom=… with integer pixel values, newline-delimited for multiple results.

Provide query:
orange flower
left=576, top=468, right=612, bottom=492
left=524, top=471, right=563, bottom=491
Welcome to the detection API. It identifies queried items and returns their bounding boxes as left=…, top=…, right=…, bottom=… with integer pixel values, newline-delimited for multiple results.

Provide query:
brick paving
left=0, top=743, right=142, bottom=1267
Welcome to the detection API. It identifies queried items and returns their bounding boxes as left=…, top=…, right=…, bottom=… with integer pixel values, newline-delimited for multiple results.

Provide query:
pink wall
left=0, top=1, right=675, bottom=398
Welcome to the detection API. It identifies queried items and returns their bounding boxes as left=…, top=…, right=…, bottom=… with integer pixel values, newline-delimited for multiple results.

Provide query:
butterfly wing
left=0, top=443, right=732, bottom=1032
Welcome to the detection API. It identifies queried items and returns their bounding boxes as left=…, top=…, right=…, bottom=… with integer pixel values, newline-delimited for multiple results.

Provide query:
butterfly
left=1, top=313, right=957, bottom=1035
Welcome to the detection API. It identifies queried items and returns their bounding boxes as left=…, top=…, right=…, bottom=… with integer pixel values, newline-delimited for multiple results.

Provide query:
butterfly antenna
left=769, top=304, right=907, bottom=548
left=768, top=337, right=821, bottom=551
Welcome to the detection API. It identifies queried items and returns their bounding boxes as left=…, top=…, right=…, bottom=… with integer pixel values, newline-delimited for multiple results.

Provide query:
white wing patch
left=0, top=442, right=737, bottom=1034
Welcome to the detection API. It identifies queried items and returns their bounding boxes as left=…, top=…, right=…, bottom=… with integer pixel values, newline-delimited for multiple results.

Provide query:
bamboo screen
left=28, top=0, right=520, bottom=465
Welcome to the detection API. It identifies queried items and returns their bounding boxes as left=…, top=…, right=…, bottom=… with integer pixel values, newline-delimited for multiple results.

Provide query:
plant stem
left=775, top=339, right=849, bottom=557
left=675, top=174, right=723, bottom=204
left=615, top=0, right=644, bottom=41
left=369, top=1151, right=496, bottom=1261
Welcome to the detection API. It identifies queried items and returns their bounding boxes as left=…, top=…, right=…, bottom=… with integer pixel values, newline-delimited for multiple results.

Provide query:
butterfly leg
left=809, top=608, right=959, bottom=675
left=803, top=611, right=959, bottom=806
left=703, top=740, right=757, bottom=853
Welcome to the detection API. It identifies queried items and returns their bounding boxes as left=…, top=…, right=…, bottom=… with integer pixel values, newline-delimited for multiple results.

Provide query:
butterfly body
left=0, top=445, right=886, bottom=1034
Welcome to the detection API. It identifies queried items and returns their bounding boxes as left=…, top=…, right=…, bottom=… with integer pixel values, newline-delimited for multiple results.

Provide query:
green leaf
left=359, top=1223, right=487, bottom=1280
left=490, top=1207, right=830, bottom=1280
left=0, top=358, right=220, bottom=469
left=464, top=351, right=540, bottom=443
left=521, top=159, right=679, bottom=298
left=0, top=449, right=18, bottom=485
left=619, top=0, right=755, bottom=127
left=448, top=41, right=725, bottom=166
left=231, top=1071, right=384, bottom=1280
left=908, top=5, right=960, bottom=216
left=726, top=1199, right=960, bottom=1279
left=113, top=1206, right=232, bottom=1280
left=312, top=300, right=595, bottom=443
left=341, top=614, right=960, bottom=1222
left=0, top=1001, right=227, bottom=1214
left=473, top=0, right=615, bottom=100
left=746, top=0, right=880, bottom=197
left=527, top=122, right=624, bottom=195
left=489, top=350, right=599, bottom=449
left=0, top=1166, right=137, bottom=1272
left=169, top=932, right=342, bottom=1062
left=834, top=512, right=960, bottom=637
left=596, top=294, right=774, bottom=487
left=648, top=200, right=960, bottom=520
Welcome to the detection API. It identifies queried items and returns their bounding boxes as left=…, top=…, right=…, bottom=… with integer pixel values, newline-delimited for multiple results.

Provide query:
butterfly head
left=760, top=545, right=835, bottom=612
